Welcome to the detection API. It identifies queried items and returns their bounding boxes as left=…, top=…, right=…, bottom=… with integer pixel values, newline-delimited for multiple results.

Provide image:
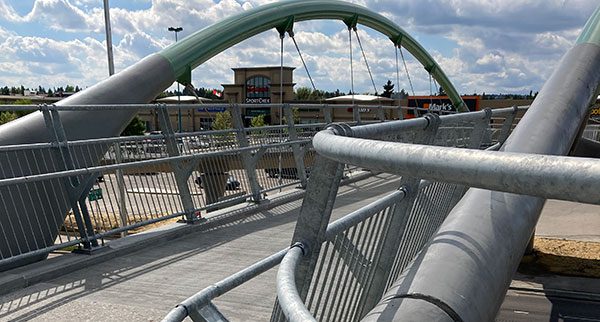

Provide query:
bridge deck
left=0, top=174, right=403, bottom=321
left=0, top=174, right=598, bottom=321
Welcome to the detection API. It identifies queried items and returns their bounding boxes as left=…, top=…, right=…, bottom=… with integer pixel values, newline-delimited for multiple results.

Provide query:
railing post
left=157, top=104, right=199, bottom=223
left=113, top=142, right=128, bottom=237
left=497, top=105, right=519, bottom=144
left=230, top=104, right=263, bottom=202
left=284, top=104, right=308, bottom=188
left=352, top=104, right=361, bottom=124
left=469, top=108, right=493, bottom=149
left=41, top=104, right=99, bottom=251
left=271, top=124, right=348, bottom=321
left=357, top=114, right=441, bottom=317
left=323, top=104, right=333, bottom=124
left=376, top=105, right=385, bottom=122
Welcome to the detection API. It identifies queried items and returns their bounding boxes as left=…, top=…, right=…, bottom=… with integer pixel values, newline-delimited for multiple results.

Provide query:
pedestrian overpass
left=1, top=1, right=600, bottom=321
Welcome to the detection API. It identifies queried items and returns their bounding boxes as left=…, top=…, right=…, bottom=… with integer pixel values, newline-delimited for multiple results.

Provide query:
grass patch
left=519, top=237, right=600, bottom=278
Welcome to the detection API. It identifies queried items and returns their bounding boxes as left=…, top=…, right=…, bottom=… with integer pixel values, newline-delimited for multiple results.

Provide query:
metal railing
left=0, top=103, right=400, bottom=270
left=163, top=106, right=526, bottom=321
left=275, top=105, right=600, bottom=322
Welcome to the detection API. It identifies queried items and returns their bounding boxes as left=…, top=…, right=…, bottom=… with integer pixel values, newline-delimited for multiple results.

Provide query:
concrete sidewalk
left=537, top=200, right=600, bottom=242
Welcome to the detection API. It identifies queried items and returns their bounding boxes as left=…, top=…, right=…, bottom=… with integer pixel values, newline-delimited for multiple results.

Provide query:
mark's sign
left=406, top=95, right=481, bottom=118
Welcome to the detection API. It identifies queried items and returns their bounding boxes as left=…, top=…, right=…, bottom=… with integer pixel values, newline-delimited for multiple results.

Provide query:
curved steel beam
left=158, top=0, right=467, bottom=111
left=364, top=4, right=600, bottom=321
left=0, top=0, right=464, bottom=269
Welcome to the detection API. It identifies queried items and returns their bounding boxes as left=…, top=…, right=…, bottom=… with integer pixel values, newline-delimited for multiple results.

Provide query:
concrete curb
left=0, top=171, right=372, bottom=297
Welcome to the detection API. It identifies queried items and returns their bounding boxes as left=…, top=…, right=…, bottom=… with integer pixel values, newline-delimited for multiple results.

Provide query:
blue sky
left=0, top=0, right=597, bottom=95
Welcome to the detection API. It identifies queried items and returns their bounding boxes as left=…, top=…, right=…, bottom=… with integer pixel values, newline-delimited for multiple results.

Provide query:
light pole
left=103, top=0, right=115, bottom=76
left=168, top=26, right=183, bottom=132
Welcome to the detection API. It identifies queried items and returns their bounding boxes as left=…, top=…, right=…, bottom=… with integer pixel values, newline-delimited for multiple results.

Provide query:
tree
left=382, top=80, right=394, bottom=98
left=295, top=87, right=313, bottom=101
left=438, top=86, right=446, bottom=96
left=250, top=114, right=266, bottom=128
left=0, top=112, right=16, bottom=125
left=121, top=116, right=146, bottom=136
left=212, top=111, right=232, bottom=130
left=398, top=88, right=408, bottom=99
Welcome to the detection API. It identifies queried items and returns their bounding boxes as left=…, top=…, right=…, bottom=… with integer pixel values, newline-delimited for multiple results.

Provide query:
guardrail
left=162, top=106, right=527, bottom=321
left=0, top=103, right=377, bottom=270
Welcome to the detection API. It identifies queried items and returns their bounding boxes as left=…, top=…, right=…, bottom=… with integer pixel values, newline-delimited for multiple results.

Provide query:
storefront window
left=246, top=76, right=271, bottom=104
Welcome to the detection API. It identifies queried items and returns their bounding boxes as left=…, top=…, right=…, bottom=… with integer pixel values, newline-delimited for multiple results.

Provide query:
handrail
left=313, top=124, right=600, bottom=205
left=164, top=190, right=406, bottom=321
left=162, top=248, right=290, bottom=322
left=0, top=138, right=311, bottom=186
left=277, top=244, right=315, bottom=322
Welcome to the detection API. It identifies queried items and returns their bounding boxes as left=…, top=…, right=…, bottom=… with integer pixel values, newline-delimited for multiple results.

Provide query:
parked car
left=187, top=137, right=211, bottom=149
left=195, top=174, right=241, bottom=190
left=265, top=166, right=310, bottom=179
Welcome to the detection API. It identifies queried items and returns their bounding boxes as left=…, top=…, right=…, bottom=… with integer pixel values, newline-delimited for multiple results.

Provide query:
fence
left=163, top=106, right=531, bottom=321
left=0, top=103, right=396, bottom=271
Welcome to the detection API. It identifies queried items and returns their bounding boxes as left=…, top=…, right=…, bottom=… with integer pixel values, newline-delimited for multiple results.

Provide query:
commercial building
left=222, top=66, right=296, bottom=125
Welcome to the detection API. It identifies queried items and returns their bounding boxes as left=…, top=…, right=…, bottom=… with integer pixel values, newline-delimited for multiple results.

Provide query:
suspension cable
left=399, top=45, right=415, bottom=96
left=353, top=28, right=380, bottom=99
left=278, top=32, right=284, bottom=186
left=348, top=27, right=354, bottom=106
left=280, top=33, right=284, bottom=108
left=395, top=45, right=403, bottom=119
left=429, top=73, right=434, bottom=109
left=289, top=31, right=319, bottom=100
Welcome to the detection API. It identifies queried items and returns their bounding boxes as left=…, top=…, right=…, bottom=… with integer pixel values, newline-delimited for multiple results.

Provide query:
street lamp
left=168, top=26, right=183, bottom=132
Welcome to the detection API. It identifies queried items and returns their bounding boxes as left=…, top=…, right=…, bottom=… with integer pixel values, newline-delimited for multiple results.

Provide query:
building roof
left=325, top=94, right=394, bottom=102
left=232, top=66, right=295, bottom=71
left=155, top=95, right=212, bottom=103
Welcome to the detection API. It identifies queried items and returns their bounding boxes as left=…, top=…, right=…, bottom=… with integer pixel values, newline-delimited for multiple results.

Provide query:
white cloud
left=0, top=0, right=597, bottom=95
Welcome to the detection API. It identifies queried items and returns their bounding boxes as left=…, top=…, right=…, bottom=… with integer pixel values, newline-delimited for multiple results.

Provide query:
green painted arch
left=577, top=4, right=600, bottom=46
left=158, top=0, right=468, bottom=112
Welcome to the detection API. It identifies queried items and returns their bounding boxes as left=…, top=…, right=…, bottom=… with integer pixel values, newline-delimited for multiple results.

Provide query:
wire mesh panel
left=303, top=203, right=396, bottom=322
left=386, top=181, right=466, bottom=288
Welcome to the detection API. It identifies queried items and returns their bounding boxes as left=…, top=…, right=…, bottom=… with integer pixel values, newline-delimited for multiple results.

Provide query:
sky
left=0, top=0, right=597, bottom=96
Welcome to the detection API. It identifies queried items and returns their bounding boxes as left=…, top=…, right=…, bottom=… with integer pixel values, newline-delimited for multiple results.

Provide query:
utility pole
left=168, top=27, right=183, bottom=132
left=103, top=0, right=115, bottom=76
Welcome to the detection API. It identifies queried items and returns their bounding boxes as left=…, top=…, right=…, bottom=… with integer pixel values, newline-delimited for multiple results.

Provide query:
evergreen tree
left=121, top=116, right=146, bottom=136
left=382, top=80, right=394, bottom=98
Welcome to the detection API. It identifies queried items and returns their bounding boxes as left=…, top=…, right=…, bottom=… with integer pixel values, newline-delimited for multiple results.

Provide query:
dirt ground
left=520, top=237, right=600, bottom=278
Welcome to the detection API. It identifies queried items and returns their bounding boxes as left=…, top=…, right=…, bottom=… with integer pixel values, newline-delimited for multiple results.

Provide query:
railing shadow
left=0, top=173, right=401, bottom=321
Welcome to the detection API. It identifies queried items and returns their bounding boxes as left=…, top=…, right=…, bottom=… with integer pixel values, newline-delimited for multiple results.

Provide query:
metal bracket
left=157, top=104, right=199, bottom=222
left=41, top=104, right=100, bottom=250
left=343, top=14, right=359, bottom=30
left=276, top=16, right=295, bottom=37
left=390, top=34, right=403, bottom=47
left=469, top=108, right=492, bottom=149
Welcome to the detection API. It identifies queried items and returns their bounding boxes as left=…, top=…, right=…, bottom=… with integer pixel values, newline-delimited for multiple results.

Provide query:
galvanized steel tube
left=362, top=6, right=600, bottom=321
left=163, top=247, right=289, bottom=322
left=277, top=244, right=316, bottom=322
left=313, top=131, right=600, bottom=205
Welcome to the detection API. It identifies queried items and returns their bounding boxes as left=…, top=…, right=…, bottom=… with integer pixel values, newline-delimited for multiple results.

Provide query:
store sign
left=197, top=106, right=226, bottom=113
left=407, top=96, right=480, bottom=118
left=245, top=108, right=271, bottom=117
left=245, top=97, right=271, bottom=104
left=88, top=188, right=103, bottom=201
